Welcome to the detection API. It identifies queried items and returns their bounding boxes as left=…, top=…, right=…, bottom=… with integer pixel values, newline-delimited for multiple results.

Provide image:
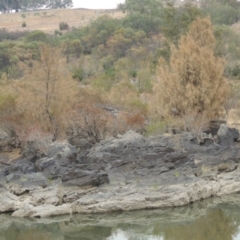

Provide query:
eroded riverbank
left=1, top=125, right=240, bottom=217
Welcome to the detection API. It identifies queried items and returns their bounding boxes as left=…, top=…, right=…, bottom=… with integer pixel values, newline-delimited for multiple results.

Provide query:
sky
left=72, top=0, right=125, bottom=9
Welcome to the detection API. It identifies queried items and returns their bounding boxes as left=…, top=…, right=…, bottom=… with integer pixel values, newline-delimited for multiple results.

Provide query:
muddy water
left=1, top=197, right=240, bottom=240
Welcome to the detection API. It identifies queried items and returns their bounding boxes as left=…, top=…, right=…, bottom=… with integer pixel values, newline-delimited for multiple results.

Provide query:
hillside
left=0, top=8, right=124, bottom=33
left=0, top=0, right=239, bottom=147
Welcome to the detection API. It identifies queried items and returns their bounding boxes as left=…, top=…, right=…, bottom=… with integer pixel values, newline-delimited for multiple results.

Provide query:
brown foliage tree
left=155, top=17, right=229, bottom=120
left=15, top=44, right=78, bottom=141
left=66, top=103, right=111, bottom=147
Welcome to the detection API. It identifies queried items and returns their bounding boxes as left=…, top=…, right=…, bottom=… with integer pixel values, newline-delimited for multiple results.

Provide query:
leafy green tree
left=201, top=0, right=240, bottom=8
left=119, top=0, right=163, bottom=34
left=210, top=4, right=238, bottom=25
left=162, top=1, right=203, bottom=44
left=45, top=0, right=72, bottom=9
left=80, top=16, right=120, bottom=55
left=201, top=0, right=239, bottom=24
left=214, top=25, right=240, bottom=78
left=106, top=27, right=146, bottom=59
left=19, top=0, right=46, bottom=11
left=24, top=30, right=48, bottom=43
left=0, top=0, right=10, bottom=12
left=0, top=0, right=72, bottom=12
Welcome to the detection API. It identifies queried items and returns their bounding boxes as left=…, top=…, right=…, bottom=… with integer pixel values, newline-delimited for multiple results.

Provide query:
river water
left=1, top=197, right=240, bottom=240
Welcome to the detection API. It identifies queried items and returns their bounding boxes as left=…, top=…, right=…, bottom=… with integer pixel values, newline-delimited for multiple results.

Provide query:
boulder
left=217, top=124, right=239, bottom=146
left=87, top=130, right=146, bottom=158
left=1, top=158, right=36, bottom=176
left=35, top=156, right=109, bottom=188
left=205, top=120, right=226, bottom=136
left=0, top=187, right=22, bottom=213
left=6, top=172, right=49, bottom=195
left=46, top=142, right=78, bottom=161
left=29, top=184, right=64, bottom=206
left=68, top=137, right=92, bottom=151
left=21, top=140, right=78, bottom=162
left=229, top=128, right=239, bottom=142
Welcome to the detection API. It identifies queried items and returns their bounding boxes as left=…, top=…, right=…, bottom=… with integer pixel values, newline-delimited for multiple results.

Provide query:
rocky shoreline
left=1, top=124, right=240, bottom=218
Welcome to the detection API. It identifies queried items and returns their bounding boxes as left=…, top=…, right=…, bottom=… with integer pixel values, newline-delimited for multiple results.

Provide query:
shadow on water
left=162, top=208, right=237, bottom=240
left=1, top=197, right=240, bottom=240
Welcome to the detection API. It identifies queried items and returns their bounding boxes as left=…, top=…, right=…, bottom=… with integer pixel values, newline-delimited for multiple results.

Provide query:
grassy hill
left=0, top=8, right=124, bottom=33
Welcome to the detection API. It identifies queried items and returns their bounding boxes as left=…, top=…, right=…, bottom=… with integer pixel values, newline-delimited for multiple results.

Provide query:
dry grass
left=231, top=21, right=240, bottom=35
left=0, top=8, right=125, bottom=34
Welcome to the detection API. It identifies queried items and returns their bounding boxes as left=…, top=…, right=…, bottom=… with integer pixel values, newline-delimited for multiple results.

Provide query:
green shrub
left=229, top=64, right=240, bottom=79
left=21, top=13, right=26, bottom=18
left=72, top=67, right=84, bottom=81
left=130, top=70, right=137, bottom=78
left=22, top=22, right=27, bottom=28
left=54, top=29, right=62, bottom=36
left=203, top=2, right=239, bottom=25
left=105, top=68, right=116, bottom=79
left=145, top=121, right=168, bottom=136
left=0, top=28, right=29, bottom=41
left=59, top=22, right=69, bottom=31
left=129, top=99, right=148, bottom=114
left=137, top=69, right=153, bottom=93
left=25, top=30, right=47, bottom=42
left=0, top=94, right=16, bottom=113
left=71, top=39, right=82, bottom=58
left=93, top=74, right=115, bottom=91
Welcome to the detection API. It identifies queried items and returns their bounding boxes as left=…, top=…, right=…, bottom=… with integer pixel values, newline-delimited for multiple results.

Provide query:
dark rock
left=165, top=162, right=175, bottom=169
left=163, top=152, right=190, bottom=165
left=76, top=151, right=88, bottom=163
left=27, top=141, right=110, bottom=189
left=0, top=129, right=19, bottom=151
left=68, top=137, right=92, bottom=151
left=1, top=158, right=36, bottom=176
left=200, top=139, right=214, bottom=147
left=63, top=171, right=109, bottom=187
left=3, top=130, right=240, bottom=217
left=205, top=120, right=226, bottom=136
left=62, top=169, right=90, bottom=182
left=217, top=124, right=239, bottom=146
left=0, top=134, right=10, bottom=151
left=21, top=142, right=46, bottom=162
left=158, top=166, right=170, bottom=174
left=229, top=128, right=239, bottom=142
left=46, top=142, right=78, bottom=161
left=6, top=172, right=49, bottom=195
left=35, top=157, right=56, bottom=171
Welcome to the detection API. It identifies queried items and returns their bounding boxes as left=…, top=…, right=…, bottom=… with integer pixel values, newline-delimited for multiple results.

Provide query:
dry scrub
left=0, top=46, right=146, bottom=146
left=151, top=18, right=229, bottom=123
